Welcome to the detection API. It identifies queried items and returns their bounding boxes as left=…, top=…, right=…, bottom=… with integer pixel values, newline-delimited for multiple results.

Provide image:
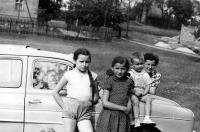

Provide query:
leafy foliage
left=65, top=0, right=124, bottom=27
left=130, top=2, right=143, bottom=21
left=193, top=0, right=200, bottom=16
left=167, top=0, right=193, bottom=29
left=192, top=26, right=200, bottom=39
left=38, top=0, right=63, bottom=22
left=140, top=0, right=154, bottom=23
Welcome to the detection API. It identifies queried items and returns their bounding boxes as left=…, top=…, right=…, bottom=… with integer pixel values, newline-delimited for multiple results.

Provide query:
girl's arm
left=130, top=88, right=136, bottom=94
left=149, top=74, right=161, bottom=95
left=143, top=73, right=152, bottom=96
left=143, top=84, right=150, bottom=96
left=149, top=87, right=156, bottom=95
left=102, top=89, right=128, bottom=112
left=92, top=79, right=99, bottom=105
left=52, top=76, right=68, bottom=109
left=127, top=98, right=132, bottom=110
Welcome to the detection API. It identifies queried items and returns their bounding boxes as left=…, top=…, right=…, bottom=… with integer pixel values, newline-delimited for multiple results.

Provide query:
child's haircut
left=106, top=56, right=130, bottom=77
left=144, top=52, right=159, bottom=66
left=131, top=52, right=144, bottom=64
left=112, top=56, right=130, bottom=70
left=73, top=48, right=91, bottom=62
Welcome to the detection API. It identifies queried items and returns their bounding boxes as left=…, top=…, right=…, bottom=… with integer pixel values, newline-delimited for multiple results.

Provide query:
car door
left=0, top=55, right=27, bottom=132
left=24, top=57, right=73, bottom=132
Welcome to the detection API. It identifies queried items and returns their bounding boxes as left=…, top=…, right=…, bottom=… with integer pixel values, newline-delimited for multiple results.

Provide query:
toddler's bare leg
left=140, top=95, right=155, bottom=124
left=131, top=95, right=141, bottom=127
left=140, top=95, right=152, bottom=116
left=131, top=95, right=140, bottom=119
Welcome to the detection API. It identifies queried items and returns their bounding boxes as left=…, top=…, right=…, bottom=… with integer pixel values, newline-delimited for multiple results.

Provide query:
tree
left=192, top=0, right=200, bottom=16
left=38, top=0, right=62, bottom=22
left=131, top=2, right=143, bottom=21
left=140, top=0, right=153, bottom=24
left=125, top=0, right=131, bottom=37
left=65, top=0, right=124, bottom=27
left=132, top=0, right=167, bottom=25
left=153, top=0, right=168, bottom=28
left=190, top=0, right=200, bottom=26
left=167, top=0, right=193, bottom=29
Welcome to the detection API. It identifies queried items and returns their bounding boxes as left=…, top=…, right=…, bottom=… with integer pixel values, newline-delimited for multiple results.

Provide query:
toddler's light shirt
left=129, top=69, right=152, bottom=92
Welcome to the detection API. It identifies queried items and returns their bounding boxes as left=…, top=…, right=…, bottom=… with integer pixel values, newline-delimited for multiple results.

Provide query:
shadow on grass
left=131, top=125, right=162, bottom=132
left=187, top=56, right=200, bottom=62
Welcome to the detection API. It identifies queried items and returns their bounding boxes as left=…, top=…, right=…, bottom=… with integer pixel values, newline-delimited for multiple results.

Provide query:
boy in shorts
left=129, top=52, right=156, bottom=128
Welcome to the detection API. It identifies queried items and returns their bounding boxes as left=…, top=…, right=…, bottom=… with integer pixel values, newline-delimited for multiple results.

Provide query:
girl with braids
left=53, top=48, right=99, bottom=132
left=96, top=56, right=133, bottom=132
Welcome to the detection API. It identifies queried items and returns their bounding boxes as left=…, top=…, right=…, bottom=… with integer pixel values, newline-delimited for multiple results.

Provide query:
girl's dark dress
left=96, top=75, right=134, bottom=132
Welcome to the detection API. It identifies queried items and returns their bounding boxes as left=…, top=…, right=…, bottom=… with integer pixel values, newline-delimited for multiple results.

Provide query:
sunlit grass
left=121, top=22, right=180, bottom=37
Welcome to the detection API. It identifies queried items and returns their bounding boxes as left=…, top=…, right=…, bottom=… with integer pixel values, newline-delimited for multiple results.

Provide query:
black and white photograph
left=0, top=0, right=199, bottom=132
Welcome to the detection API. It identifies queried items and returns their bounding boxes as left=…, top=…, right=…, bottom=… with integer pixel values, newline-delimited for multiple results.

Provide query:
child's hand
left=130, top=89, right=136, bottom=94
left=135, top=91, right=143, bottom=97
left=127, top=99, right=132, bottom=110
left=123, top=107, right=131, bottom=114
left=142, top=92, right=146, bottom=96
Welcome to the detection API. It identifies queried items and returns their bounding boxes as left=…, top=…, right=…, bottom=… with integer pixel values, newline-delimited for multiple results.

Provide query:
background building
left=0, top=0, right=39, bottom=20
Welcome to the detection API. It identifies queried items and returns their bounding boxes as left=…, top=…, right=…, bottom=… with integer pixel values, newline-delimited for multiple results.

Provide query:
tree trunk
left=167, top=18, right=170, bottom=29
left=141, top=5, right=147, bottom=24
left=126, top=0, right=130, bottom=38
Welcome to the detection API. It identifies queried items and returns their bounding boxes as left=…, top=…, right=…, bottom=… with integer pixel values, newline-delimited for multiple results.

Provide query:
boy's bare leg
left=140, top=95, right=152, bottom=116
left=131, top=95, right=141, bottom=127
left=140, top=95, right=155, bottom=124
left=131, top=95, right=140, bottom=119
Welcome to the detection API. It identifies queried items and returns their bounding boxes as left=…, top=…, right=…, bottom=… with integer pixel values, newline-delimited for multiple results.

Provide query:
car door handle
left=28, top=99, right=42, bottom=105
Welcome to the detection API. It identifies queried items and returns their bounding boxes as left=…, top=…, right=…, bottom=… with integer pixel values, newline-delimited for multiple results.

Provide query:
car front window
left=0, top=59, right=22, bottom=88
left=33, top=61, right=72, bottom=90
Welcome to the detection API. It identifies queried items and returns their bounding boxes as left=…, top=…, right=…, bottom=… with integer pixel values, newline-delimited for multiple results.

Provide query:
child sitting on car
left=129, top=52, right=156, bottom=128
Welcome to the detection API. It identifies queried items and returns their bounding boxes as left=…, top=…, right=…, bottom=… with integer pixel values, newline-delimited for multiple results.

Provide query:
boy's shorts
left=62, top=97, right=93, bottom=122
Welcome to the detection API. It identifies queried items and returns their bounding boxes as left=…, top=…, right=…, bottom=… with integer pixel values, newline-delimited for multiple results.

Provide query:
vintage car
left=0, top=44, right=194, bottom=132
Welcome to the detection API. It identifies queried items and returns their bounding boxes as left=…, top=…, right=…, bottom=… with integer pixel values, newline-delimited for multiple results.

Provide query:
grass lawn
left=0, top=31, right=200, bottom=131
left=121, top=30, right=160, bottom=45
left=120, top=21, right=180, bottom=45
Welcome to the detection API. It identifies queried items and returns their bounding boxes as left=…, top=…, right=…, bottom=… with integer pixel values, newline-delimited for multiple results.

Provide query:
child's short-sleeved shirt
left=64, top=69, right=97, bottom=100
left=103, top=75, right=134, bottom=106
left=129, top=69, right=152, bottom=92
